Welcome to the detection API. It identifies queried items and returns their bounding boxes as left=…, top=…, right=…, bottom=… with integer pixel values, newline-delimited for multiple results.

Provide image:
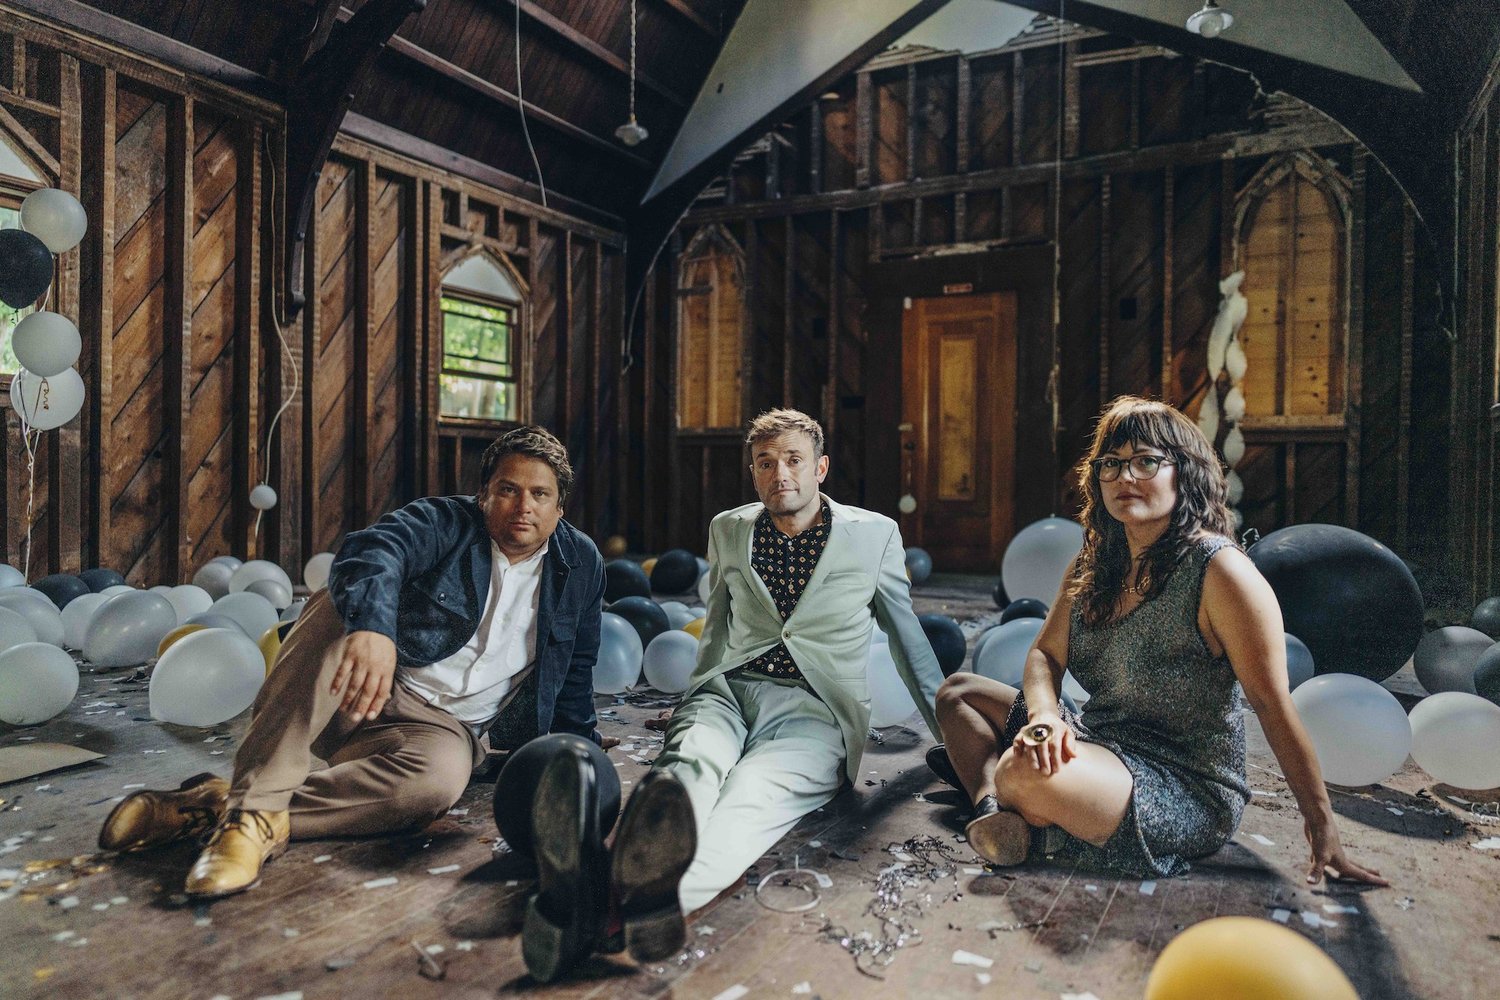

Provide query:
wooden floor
left=3, top=575, right=1499, bottom=1000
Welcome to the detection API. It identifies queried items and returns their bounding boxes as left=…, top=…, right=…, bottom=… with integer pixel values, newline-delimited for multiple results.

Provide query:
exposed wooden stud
left=354, top=158, right=375, bottom=523
left=1345, top=150, right=1366, bottom=528
left=1062, top=40, right=1080, bottom=158
left=955, top=192, right=967, bottom=242
left=1011, top=50, right=1024, bottom=166
left=79, top=64, right=114, bottom=571
left=1129, top=55, right=1141, bottom=149
left=905, top=63, right=918, bottom=181
left=561, top=230, right=576, bottom=444
left=165, top=95, right=194, bottom=582
left=236, top=121, right=263, bottom=558
left=667, top=231, right=684, bottom=546
left=826, top=211, right=840, bottom=441
left=488, top=0, right=687, bottom=108
left=855, top=70, right=872, bottom=189
left=650, top=0, right=718, bottom=38
left=765, top=134, right=781, bottom=199
left=56, top=54, right=82, bottom=572
left=1099, top=173, right=1112, bottom=406
left=423, top=180, right=441, bottom=494
left=642, top=257, right=658, bottom=547
left=783, top=216, right=794, bottom=404
left=742, top=221, right=758, bottom=423
left=1285, top=442, right=1297, bottom=525
left=809, top=102, right=824, bottom=195
left=1397, top=204, right=1414, bottom=550
left=591, top=239, right=606, bottom=528
left=956, top=55, right=971, bottom=173
left=11, top=35, right=26, bottom=95
left=0, top=101, right=59, bottom=176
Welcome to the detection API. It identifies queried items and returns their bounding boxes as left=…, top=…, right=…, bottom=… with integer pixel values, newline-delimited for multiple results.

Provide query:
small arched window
left=0, top=127, right=47, bottom=376
left=439, top=251, right=527, bottom=422
left=1234, top=153, right=1350, bottom=421
left=676, top=225, right=745, bottom=430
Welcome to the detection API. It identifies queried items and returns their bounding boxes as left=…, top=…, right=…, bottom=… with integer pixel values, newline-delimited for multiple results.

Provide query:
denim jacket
left=327, top=495, right=605, bottom=744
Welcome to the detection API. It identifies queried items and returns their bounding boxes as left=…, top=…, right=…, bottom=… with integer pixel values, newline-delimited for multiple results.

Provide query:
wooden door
left=900, top=293, right=1017, bottom=572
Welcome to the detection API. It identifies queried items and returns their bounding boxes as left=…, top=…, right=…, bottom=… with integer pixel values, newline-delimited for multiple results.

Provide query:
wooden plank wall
left=0, top=13, right=627, bottom=583
left=641, top=34, right=1451, bottom=589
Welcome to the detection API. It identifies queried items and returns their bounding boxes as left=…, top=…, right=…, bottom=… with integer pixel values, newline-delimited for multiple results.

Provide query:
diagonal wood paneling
left=312, top=158, right=358, bottom=554
left=367, top=170, right=412, bottom=519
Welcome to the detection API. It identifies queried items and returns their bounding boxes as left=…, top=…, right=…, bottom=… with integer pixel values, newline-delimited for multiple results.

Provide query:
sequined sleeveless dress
left=998, top=535, right=1250, bottom=876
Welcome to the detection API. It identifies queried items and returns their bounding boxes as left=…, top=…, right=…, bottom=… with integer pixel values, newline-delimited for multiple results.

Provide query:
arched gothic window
left=676, top=225, right=745, bottom=430
left=0, top=127, right=47, bottom=376
left=439, top=250, right=527, bottom=422
left=1234, top=153, right=1351, bottom=421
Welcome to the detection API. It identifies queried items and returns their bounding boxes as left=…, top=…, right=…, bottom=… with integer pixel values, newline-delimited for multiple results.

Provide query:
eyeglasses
left=1090, top=455, right=1174, bottom=482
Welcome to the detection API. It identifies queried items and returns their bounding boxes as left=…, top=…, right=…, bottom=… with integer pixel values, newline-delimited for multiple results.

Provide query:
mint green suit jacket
left=689, top=495, right=943, bottom=781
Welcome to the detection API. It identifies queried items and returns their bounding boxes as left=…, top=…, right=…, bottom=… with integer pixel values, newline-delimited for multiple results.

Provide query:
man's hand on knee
left=334, top=631, right=397, bottom=721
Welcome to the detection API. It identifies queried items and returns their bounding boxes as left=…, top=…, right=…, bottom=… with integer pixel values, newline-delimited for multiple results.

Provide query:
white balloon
left=0, top=606, right=39, bottom=654
left=594, top=611, right=643, bottom=694
left=245, top=578, right=292, bottom=610
left=20, top=187, right=88, bottom=253
left=1291, top=673, right=1411, bottom=787
left=0, top=642, right=78, bottom=724
left=867, top=642, right=916, bottom=727
left=304, top=551, right=336, bottom=591
left=695, top=556, right=709, bottom=581
left=1197, top=389, right=1220, bottom=444
left=1409, top=692, right=1500, bottom=790
left=642, top=630, right=699, bottom=694
left=60, top=592, right=108, bottom=650
left=249, top=483, right=278, bottom=510
left=1001, top=517, right=1084, bottom=603
left=1222, top=425, right=1246, bottom=466
left=149, top=585, right=173, bottom=595
left=1225, top=337, right=1248, bottom=383
left=99, top=584, right=134, bottom=597
left=897, top=494, right=918, bottom=514
left=973, top=617, right=1044, bottom=685
left=210, top=555, right=243, bottom=570
left=1223, top=384, right=1246, bottom=423
left=1226, top=470, right=1245, bottom=506
left=280, top=598, right=307, bottom=622
left=149, top=627, right=264, bottom=727
left=697, top=568, right=712, bottom=605
left=660, top=601, right=695, bottom=629
left=193, top=561, right=235, bottom=600
left=83, top=591, right=177, bottom=668
left=208, top=591, right=278, bottom=640
left=166, top=584, right=213, bottom=625
left=0, top=589, right=65, bottom=647
left=229, top=559, right=293, bottom=597
left=690, top=607, right=707, bottom=620
left=0, top=564, right=23, bottom=588
left=9, top=367, right=84, bottom=430
left=11, top=311, right=81, bottom=377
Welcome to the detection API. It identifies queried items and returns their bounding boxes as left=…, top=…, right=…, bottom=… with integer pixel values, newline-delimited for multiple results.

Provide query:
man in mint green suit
left=653, top=408, right=943, bottom=912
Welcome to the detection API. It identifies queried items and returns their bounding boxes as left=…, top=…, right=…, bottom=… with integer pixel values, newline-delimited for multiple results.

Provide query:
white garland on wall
left=1201, top=270, right=1248, bottom=532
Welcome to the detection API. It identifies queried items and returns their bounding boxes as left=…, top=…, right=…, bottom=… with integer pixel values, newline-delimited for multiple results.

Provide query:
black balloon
left=33, top=573, right=89, bottom=609
left=79, top=568, right=127, bottom=592
left=492, top=733, right=621, bottom=859
left=1475, top=644, right=1500, bottom=707
left=1472, top=596, right=1500, bottom=640
left=919, top=614, right=967, bottom=677
left=608, top=595, right=671, bottom=650
left=0, top=228, right=54, bottom=309
left=604, top=558, right=651, bottom=603
left=991, top=578, right=1009, bottom=609
left=1247, top=524, right=1423, bottom=682
left=1001, top=598, right=1048, bottom=624
left=650, top=548, right=700, bottom=594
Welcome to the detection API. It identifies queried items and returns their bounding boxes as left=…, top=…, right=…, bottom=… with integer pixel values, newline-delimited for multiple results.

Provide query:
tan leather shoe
left=98, top=772, right=229, bottom=852
left=184, top=809, right=290, bottom=899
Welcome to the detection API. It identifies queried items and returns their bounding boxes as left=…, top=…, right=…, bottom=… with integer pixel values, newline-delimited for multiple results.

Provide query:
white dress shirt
left=399, top=541, right=546, bottom=724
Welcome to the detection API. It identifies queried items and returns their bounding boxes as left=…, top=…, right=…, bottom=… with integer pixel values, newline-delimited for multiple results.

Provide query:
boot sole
left=965, top=808, right=1031, bottom=866
left=523, top=750, right=603, bottom=983
left=612, top=772, right=697, bottom=963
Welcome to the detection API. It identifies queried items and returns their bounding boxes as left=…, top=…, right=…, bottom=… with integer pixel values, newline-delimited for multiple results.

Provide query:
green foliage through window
left=440, top=294, right=518, bottom=421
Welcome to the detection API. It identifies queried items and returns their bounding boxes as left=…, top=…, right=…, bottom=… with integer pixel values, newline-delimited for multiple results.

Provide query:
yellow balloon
left=1146, top=917, right=1358, bottom=1000
left=258, top=620, right=297, bottom=676
left=602, top=535, right=628, bottom=558
left=641, top=557, right=658, bottom=576
left=157, top=623, right=208, bottom=658
left=681, top=617, right=705, bottom=639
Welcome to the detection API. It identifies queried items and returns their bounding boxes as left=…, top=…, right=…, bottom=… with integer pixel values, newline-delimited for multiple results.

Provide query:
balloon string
left=20, top=423, right=37, bottom=581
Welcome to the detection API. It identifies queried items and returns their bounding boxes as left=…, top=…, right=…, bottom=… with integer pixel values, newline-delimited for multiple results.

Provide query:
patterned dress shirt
left=739, top=499, right=832, bottom=681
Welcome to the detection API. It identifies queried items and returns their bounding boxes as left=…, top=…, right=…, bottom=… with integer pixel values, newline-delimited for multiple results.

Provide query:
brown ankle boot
left=98, top=773, right=229, bottom=852
left=185, top=809, right=290, bottom=899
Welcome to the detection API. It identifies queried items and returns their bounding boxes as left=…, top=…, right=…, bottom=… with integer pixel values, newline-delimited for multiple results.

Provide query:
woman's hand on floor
left=1304, top=815, right=1389, bottom=886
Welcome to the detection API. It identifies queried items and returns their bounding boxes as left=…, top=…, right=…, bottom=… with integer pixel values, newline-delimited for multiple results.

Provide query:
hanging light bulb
left=615, top=0, right=649, bottom=146
left=1186, top=1, right=1234, bottom=38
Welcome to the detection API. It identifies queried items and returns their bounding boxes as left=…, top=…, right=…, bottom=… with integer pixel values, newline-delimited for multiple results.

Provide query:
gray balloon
left=84, top=591, right=177, bottom=668
left=207, top=591, right=278, bottom=640
left=192, top=561, right=234, bottom=600
left=279, top=598, right=308, bottom=623
left=1474, top=644, right=1500, bottom=708
left=244, top=577, right=292, bottom=611
left=185, top=611, right=250, bottom=636
left=0, top=564, right=24, bottom=588
left=1284, top=633, right=1316, bottom=691
left=0, top=606, right=39, bottom=654
left=1413, top=626, right=1489, bottom=695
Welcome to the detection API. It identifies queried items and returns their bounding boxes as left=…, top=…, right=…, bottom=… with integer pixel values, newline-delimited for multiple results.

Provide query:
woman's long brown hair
left=1071, top=396, right=1235, bottom=626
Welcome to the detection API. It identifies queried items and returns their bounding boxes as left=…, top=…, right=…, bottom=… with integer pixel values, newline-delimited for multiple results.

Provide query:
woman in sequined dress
left=933, top=396, right=1386, bottom=885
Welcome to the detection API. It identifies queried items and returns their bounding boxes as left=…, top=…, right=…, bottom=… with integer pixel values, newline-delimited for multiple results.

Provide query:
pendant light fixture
left=615, top=0, right=649, bottom=146
left=1186, top=1, right=1234, bottom=38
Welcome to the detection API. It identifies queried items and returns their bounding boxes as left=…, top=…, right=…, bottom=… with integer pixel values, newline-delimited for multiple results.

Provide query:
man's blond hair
left=745, top=408, right=825, bottom=458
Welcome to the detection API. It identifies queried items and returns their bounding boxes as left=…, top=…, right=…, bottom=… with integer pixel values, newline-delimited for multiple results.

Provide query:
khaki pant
left=654, top=673, right=846, bottom=913
left=229, top=589, right=485, bottom=839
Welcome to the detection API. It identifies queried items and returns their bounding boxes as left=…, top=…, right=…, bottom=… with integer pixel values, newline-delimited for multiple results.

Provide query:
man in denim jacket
left=97, top=426, right=605, bottom=899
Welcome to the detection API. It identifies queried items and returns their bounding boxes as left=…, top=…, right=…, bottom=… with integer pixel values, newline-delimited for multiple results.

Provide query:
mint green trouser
left=653, top=672, right=846, bottom=913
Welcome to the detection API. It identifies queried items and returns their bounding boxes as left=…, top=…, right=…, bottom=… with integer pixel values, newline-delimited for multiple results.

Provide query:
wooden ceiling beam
left=650, top=0, right=719, bottom=38
left=486, top=0, right=688, bottom=109
left=335, top=7, right=651, bottom=168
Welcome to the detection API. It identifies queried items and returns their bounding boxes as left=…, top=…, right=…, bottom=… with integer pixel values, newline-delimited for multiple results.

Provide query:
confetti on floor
left=951, top=949, right=994, bottom=968
left=362, top=876, right=398, bottom=890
